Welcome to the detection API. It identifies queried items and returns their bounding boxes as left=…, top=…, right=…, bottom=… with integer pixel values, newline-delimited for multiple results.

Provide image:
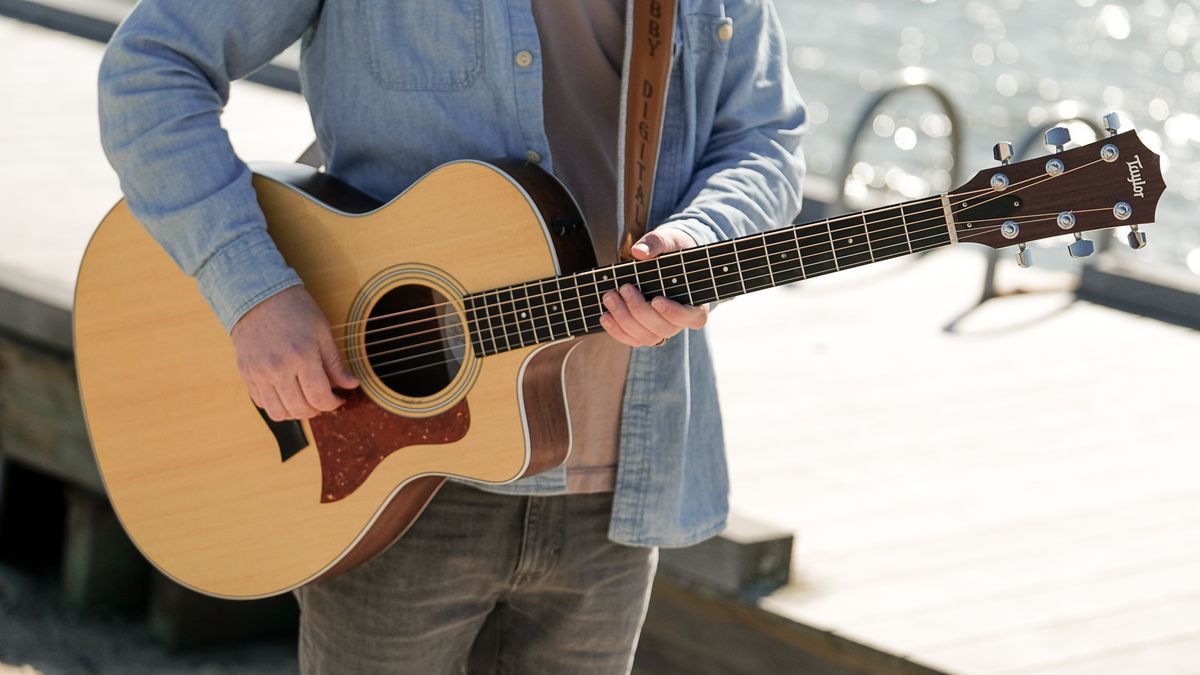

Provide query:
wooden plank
left=794, top=489, right=1200, bottom=589
left=0, top=334, right=101, bottom=493
left=633, top=577, right=947, bottom=675
left=915, top=593, right=1200, bottom=675
left=841, top=555, right=1200, bottom=655
left=765, top=514, right=1200, bottom=629
left=1008, top=632, right=1200, bottom=675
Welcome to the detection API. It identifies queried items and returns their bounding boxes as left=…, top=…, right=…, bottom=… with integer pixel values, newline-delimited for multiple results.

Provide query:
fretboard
left=465, top=197, right=955, bottom=357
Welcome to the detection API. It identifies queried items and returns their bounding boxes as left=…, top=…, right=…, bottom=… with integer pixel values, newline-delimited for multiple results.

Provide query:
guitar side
left=73, top=160, right=592, bottom=599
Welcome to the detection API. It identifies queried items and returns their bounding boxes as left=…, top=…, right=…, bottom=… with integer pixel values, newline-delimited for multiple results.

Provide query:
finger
left=631, top=228, right=697, bottom=260
left=276, top=377, right=320, bottom=420
left=318, top=329, right=360, bottom=390
left=298, top=361, right=344, bottom=413
left=650, top=296, right=709, bottom=330
left=630, top=231, right=669, bottom=260
left=245, top=380, right=266, bottom=409
left=620, top=285, right=679, bottom=337
left=258, top=384, right=290, bottom=422
left=599, top=313, right=641, bottom=348
left=603, top=290, right=664, bottom=345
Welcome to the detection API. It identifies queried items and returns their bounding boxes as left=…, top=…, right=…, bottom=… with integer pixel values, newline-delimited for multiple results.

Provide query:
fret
left=614, top=262, right=639, bottom=295
left=798, top=221, right=837, bottom=277
left=861, top=213, right=876, bottom=262
left=464, top=295, right=488, bottom=357
left=708, top=242, right=743, bottom=300
left=529, top=279, right=554, bottom=343
left=734, top=236, right=774, bottom=293
left=581, top=269, right=607, bottom=333
left=682, top=248, right=718, bottom=304
left=900, top=203, right=915, bottom=254
left=541, top=278, right=566, bottom=338
left=509, top=283, right=537, bottom=347
left=865, top=205, right=912, bottom=262
left=791, top=225, right=808, bottom=279
left=828, top=216, right=873, bottom=270
left=494, top=287, right=518, bottom=350
left=556, top=276, right=587, bottom=336
left=658, top=253, right=690, bottom=304
left=634, top=258, right=664, bottom=302
left=764, top=227, right=806, bottom=286
left=729, top=242, right=750, bottom=295
left=662, top=255, right=692, bottom=305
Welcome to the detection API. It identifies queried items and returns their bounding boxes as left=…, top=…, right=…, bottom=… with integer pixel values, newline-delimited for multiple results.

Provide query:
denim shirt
left=98, top=0, right=806, bottom=548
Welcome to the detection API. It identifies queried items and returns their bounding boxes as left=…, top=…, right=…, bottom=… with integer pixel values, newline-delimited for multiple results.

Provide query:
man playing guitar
left=97, top=0, right=806, bottom=671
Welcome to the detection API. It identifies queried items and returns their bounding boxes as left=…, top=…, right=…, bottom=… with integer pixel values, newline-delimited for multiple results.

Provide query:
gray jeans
left=294, top=482, right=658, bottom=674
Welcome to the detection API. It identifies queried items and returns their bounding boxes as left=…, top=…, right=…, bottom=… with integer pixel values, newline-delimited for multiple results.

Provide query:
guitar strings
left=361, top=206, right=1113, bottom=380
left=329, top=156, right=1098, bottom=340
left=326, top=183, right=998, bottom=336
left=299, top=155, right=1106, bottom=379
left=341, top=152, right=1104, bottom=358
left=351, top=206, right=1098, bottom=368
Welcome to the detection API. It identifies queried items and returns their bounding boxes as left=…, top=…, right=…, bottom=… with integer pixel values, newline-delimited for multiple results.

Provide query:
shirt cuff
left=653, top=217, right=719, bottom=247
left=194, top=228, right=303, bottom=333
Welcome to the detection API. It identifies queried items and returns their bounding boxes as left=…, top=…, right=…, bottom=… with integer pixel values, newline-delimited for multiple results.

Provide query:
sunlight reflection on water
left=779, top=0, right=1199, bottom=274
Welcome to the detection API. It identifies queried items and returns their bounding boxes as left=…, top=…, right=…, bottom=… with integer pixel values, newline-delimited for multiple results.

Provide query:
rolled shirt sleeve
left=658, top=0, right=807, bottom=246
left=97, top=0, right=321, bottom=331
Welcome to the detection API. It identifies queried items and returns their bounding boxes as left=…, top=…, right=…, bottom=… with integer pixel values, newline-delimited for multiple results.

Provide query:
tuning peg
left=993, top=141, right=1014, bottom=165
left=1068, top=233, right=1094, bottom=259
left=1046, top=126, right=1071, bottom=153
left=1127, top=224, right=1148, bottom=250
left=1016, top=243, right=1033, bottom=268
left=1103, top=112, right=1122, bottom=137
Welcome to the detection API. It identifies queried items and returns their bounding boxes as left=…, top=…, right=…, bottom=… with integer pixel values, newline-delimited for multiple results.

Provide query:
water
left=777, top=0, right=1200, bottom=276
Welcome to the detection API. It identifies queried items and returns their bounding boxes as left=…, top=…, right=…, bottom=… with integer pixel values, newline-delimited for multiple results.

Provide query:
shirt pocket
left=683, top=13, right=733, bottom=54
left=357, top=0, right=484, bottom=91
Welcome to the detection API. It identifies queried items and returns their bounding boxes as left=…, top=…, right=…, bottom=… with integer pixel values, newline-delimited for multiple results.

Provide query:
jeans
left=294, top=482, right=658, bottom=674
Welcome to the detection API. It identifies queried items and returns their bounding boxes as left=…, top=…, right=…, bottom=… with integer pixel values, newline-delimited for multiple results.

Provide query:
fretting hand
left=599, top=228, right=709, bottom=348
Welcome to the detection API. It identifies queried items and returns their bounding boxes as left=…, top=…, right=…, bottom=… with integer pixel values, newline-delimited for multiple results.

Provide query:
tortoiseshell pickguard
left=308, top=389, right=470, bottom=503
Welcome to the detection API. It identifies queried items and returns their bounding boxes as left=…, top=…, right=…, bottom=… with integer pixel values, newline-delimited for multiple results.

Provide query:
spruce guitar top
left=74, top=120, right=1165, bottom=599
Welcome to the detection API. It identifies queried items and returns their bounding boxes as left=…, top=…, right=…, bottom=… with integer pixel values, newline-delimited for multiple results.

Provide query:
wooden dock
left=4, top=12, right=1200, bottom=675
left=707, top=251, right=1200, bottom=674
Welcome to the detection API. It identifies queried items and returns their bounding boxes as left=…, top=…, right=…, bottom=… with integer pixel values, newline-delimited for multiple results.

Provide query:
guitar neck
left=465, top=194, right=959, bottom=357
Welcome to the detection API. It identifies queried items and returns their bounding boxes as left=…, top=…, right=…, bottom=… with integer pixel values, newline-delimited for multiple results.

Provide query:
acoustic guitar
left=74, top=123, right=1164, bottom=599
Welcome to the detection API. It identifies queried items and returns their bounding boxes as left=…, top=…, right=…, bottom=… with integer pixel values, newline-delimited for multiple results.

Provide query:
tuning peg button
left=1068, top=233, right=1094, bottom=259
left=993, top=142, right=1014, bottom=165
left=1017, top=243, right=1033, bottom=268
left=1103, top=112, right=1122, bottom=137
left=1127, top=224, right=1148, bottom=250
left=1046, top=126, right=1071, bottom=152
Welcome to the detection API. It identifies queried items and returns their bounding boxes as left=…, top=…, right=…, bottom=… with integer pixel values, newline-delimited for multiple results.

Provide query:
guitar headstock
left=947, top=121, right=1165, bottom=263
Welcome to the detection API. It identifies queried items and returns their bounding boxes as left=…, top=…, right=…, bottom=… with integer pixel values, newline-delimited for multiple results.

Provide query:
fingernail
left=620, top=285, right=634, bottom=299
left=633, top=242, right=651, bottom=255
left=652, top=297, right=666, bottom=309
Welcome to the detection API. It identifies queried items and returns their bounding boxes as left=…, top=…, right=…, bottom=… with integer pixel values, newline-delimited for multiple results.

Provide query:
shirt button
left=515, top=50, right=534, bottom=68
left=526, top=150, right=542, bottom=163
left=717, top=23, right=734, bottom=42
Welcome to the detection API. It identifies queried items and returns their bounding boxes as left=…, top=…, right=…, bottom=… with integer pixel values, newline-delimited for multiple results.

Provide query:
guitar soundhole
left=364, top=284, right=465, bottom=399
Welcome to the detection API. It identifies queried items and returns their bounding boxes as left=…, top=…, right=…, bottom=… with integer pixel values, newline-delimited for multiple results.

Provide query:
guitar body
left=74, top=160, right=593, bottom=599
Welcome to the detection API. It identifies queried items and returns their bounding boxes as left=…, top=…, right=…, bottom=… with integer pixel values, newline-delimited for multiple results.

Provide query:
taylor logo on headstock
left=1127, top=155, right=1146, bottom=198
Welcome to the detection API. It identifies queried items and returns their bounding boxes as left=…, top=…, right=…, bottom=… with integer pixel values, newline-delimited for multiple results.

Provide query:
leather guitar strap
left=619, top=0, right=679, bottom=261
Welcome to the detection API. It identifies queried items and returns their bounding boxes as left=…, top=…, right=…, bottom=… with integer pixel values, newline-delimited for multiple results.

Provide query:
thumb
left=630, top=231, right=669, bottom=260
left=319, top=330, right=360, bottom=390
